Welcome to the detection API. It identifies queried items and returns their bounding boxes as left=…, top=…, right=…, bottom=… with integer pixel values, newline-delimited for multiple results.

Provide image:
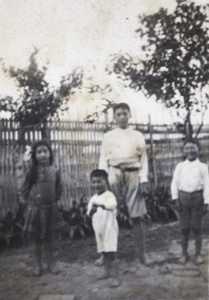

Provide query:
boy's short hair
left=90, top=169, right=108, bottom=182
left=113, top=103, right=131, bottom=114
left=183, top=138, right=201, bottom=150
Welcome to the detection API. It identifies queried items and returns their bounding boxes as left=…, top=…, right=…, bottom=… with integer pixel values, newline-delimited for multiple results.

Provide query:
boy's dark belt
left=111, top=166, right=139, bottom=172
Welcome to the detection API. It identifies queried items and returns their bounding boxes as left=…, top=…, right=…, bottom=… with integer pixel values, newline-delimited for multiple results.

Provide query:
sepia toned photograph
left=0, top=0, right=209, bottom=299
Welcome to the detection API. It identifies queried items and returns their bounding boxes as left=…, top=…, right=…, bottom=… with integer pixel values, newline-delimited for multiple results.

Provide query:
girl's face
left=114, top=108, right=131, bottom=129
left=91, top=177, right=107, bottom=195
left=184, top=142, right=199, bottom=161
left=35, top=145, right=50, bottom=165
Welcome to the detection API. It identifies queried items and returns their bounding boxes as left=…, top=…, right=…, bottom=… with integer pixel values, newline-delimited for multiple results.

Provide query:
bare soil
left=0, top=217, right=208, bottom=300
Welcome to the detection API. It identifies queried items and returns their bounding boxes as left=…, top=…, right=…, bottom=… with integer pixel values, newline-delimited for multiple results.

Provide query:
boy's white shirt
left=171, top=158, right=209, bottom=204
left=99, top=127, right=148, bottom=183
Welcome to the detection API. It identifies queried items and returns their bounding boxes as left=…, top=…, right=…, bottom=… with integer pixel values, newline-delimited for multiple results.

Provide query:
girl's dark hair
left=28, top=140, right=53, bottom=187
left=113, top=103, right=131, bottom=114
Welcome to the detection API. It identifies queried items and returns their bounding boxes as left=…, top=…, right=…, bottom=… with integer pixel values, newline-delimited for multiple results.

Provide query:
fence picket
left=0, top=119, right=209, bottom=216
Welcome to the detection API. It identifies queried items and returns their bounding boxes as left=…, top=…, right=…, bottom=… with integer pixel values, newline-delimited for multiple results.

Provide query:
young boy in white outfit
left=171, top=138, right=209, bottom=264
left=99, top=103, right=150, bottom=266
left=87, top=169, right=120, bottom=288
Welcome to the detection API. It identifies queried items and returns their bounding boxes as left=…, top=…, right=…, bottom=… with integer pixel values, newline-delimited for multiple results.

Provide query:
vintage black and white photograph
left=0, top=0, right=209, bottom=299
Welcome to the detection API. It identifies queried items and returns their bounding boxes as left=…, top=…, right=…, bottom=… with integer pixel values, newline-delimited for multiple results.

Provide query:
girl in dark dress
left=21, top=140, right=62, bottom=276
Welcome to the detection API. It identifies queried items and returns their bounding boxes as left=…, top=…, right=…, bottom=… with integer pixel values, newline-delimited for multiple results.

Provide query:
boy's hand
left=140, top=182, right=149, bottom=195
left=89, top=205, right=97, bottom=217
left=173, top=199, right=180, bottom=210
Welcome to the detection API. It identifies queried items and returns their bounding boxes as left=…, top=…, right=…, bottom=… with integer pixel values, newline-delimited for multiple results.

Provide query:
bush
left=61, top=196, right=93, bottom=240
left=0, top=203, right=25, bottom=249
left=143, top=184, right=178, bottom=223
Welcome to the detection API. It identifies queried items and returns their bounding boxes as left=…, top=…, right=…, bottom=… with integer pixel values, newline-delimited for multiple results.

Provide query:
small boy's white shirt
left=171, top=158, right=209, bottom=204
left=87, top=190, right=118, bottom=253
left=87, top=190, right=117, bottom=214
left=99, top=127, right=148, bottom=182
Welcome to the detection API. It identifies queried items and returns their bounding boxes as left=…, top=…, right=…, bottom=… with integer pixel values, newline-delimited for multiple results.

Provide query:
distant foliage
left=108, top=1, right=209, bottom=137
left=0, top=204, right=25, bottom=249
left=0, top=49, right=83, bottom=129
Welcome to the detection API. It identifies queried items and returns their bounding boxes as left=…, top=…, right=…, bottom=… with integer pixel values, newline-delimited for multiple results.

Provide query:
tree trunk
left=41, top=121, right=49, bottom=140
left=185, top=112, right=193, bottom=139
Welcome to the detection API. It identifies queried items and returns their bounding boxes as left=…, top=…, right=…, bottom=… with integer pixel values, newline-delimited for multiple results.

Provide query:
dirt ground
left=0, top=218, right=208, bottom=300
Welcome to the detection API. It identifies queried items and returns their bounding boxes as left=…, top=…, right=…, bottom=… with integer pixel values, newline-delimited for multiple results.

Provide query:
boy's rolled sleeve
left=138, top=137, right=148, bottom=183
left=139, top=149, right=148, bottom=183
left=104, top=195, right=117, bottom=210
left=171, top=164, right=180, bottom=200
left=203, top=165, right=209, bottom=204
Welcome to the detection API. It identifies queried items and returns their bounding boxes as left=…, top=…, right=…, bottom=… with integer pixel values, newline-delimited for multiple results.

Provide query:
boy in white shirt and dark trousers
left=171, top=138, right=209, bottom=264
left=99, top=103, right=150, bottom=266
left=87, top=169, right=120, bottom=288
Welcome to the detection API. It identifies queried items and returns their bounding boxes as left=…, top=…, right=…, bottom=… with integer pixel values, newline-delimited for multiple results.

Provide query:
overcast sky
left=0, top=0, right=208, bottom=124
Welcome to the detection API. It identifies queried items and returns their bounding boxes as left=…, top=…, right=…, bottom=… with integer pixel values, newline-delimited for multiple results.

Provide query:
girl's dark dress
left=22, top=165, right=62, bottom=242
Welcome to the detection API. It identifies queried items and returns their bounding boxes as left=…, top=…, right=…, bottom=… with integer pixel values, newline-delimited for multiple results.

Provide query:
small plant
left=143, top=184, right=178, bottom=223
left=62, top=196, right=93, bottom=240
left=0, top=203, right=25, bottom=249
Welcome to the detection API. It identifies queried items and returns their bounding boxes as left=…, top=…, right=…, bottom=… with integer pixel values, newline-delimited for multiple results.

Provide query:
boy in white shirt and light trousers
left=171, top=138, right=209, bottom=264
left=99, top=103, right=150, bottom=266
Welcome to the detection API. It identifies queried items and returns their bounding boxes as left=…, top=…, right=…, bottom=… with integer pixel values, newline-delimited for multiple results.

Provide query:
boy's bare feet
left=109, top=278, right=120, bottom=288
left=96, top=272, right=110, bottom=280
left=34, top=267, right=43, bottom=277
left=140, top=254, right=152, bottom=267
left=95, top=255, right=104, bottom=267
left=179, top=254, right=189, bottom=264
left=194, top=255, right=204, bottom=265
left=47, top=265, right=61, bottom=275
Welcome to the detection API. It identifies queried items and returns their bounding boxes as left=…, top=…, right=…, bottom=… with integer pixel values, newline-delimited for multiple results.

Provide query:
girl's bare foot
left=109, top=278, right=120, bottom=288
left=47, top=266, right=60, bottom=275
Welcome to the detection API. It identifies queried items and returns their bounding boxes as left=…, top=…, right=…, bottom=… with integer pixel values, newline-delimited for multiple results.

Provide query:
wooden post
left=148, top=114, right=158, bottom=186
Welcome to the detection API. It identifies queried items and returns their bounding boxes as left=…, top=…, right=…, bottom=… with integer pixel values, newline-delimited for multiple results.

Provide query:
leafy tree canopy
left=0, top=49, right=83, bottom=128
left=108, top=1, right=209, bottom=135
